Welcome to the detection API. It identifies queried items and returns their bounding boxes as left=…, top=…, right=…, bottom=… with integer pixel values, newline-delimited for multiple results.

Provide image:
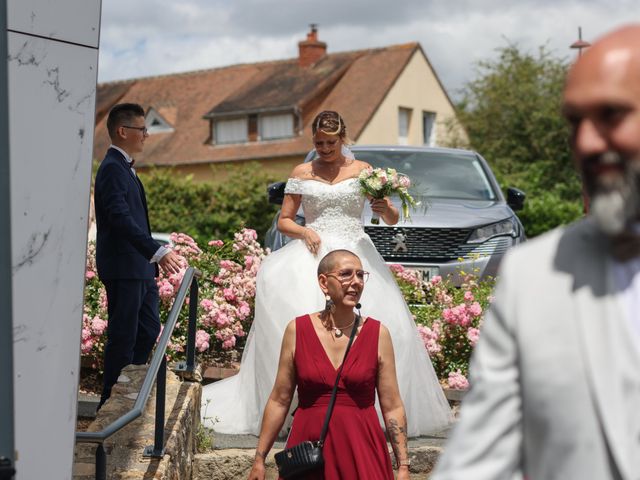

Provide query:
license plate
left=417, top=266, right=439, bottom=280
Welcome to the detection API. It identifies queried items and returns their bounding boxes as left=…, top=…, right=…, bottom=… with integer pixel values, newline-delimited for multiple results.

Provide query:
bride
left=202, top=110, right=451, bottom=437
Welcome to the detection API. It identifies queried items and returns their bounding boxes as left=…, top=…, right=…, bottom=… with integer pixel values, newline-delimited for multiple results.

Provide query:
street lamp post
left=570, top=26, right=592, bottom=214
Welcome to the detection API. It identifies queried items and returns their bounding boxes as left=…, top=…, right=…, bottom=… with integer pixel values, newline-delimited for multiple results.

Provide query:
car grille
left=364, top=226, right=512, bottom=262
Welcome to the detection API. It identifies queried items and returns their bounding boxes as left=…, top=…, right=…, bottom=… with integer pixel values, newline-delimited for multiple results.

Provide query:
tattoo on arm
left=255, top=449, right=268, bottom=460
left=387, top=414, right=409, bottom=465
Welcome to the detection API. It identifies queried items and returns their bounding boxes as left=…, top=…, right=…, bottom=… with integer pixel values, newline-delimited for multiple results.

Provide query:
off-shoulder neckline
left=287, top=176, right=360, bottom=187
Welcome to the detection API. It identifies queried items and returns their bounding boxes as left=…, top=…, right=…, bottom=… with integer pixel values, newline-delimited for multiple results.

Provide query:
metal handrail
left=76, top=267, right=202, bottom=478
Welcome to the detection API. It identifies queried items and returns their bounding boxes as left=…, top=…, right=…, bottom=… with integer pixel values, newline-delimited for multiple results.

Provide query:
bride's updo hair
left=312, top=111, right=347, bottom=140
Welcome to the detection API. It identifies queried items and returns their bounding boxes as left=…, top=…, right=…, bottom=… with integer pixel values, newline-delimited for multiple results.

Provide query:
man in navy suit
left=94, top=103, right=181, bottom=407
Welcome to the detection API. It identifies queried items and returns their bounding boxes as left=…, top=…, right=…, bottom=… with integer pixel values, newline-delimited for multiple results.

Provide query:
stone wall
left=73, top=364, right=201, bottom=480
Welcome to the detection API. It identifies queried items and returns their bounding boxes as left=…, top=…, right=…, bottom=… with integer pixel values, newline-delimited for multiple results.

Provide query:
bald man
left=432, top=25, right=640, bottom=480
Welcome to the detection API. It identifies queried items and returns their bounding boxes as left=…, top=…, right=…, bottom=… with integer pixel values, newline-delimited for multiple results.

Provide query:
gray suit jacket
left=433, top=218, right=635, bottom=480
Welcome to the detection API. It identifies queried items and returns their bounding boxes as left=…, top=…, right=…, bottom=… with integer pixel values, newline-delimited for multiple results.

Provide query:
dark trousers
left=100, top=278, right=160, bottom=406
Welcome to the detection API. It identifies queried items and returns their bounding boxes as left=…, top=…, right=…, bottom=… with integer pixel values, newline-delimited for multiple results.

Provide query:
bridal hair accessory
left=275, top=314, right=361, bottom=478
left=315, top=112, right=342, bottom=135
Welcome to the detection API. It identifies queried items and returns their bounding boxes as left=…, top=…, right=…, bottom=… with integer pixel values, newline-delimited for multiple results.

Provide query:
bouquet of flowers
left=358, top=167, right=417, bottom=224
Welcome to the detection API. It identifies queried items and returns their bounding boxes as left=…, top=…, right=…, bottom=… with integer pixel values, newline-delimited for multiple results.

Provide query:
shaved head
left=317, top=250, right=360, bottom=276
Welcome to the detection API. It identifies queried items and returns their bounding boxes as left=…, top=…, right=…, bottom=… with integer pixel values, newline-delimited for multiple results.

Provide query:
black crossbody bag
left=275, top=314, right=361, bottom=479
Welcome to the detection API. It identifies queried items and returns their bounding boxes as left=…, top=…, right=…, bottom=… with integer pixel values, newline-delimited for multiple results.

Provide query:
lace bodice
left=285, top=177, right=366, bottom=245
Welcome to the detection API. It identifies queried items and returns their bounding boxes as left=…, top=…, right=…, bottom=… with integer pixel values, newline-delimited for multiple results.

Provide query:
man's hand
left=158, top=251, right=182, bottom=274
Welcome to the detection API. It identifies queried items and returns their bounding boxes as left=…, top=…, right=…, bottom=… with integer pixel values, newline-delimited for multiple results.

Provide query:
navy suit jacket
left=94, top=147, right=160, bottom=280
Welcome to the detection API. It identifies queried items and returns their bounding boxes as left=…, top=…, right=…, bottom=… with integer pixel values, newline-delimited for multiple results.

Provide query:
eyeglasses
left=326, top=269, right=370, bottom=284
left=122, top=125, right=148, bottom=135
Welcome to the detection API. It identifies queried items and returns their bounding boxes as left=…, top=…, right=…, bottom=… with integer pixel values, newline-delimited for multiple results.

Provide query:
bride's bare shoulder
left=289, top=163, right=312, bottom=179
left=353, top=159, right=372, bottom=170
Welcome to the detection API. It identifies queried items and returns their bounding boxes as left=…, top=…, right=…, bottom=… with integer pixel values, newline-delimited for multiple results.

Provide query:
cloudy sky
left=98, top=0, right=634, bottom=100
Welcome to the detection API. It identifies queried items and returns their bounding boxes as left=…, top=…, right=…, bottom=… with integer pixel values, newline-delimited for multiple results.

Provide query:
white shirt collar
left=109, top=144, right=133, bottom=165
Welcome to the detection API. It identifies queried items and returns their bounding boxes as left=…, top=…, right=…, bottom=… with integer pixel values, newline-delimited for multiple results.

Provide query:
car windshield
left=353, top=150, right=497, bottom=201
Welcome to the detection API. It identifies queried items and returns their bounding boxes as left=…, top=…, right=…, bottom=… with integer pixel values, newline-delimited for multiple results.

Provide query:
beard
left=583, top=151, right=640, bottom=236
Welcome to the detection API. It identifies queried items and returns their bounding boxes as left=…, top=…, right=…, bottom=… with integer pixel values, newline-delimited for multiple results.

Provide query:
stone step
left=192, top=431, right=448, bottom=479
left=193, top=445, right=441, bottom=480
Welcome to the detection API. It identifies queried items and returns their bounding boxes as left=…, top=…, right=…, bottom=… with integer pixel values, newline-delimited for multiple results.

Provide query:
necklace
left=332, top=318, right=356, bottom=338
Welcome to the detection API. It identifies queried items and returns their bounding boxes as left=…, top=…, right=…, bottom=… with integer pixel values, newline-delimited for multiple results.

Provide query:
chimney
left=298, top=24, right=327, bottom=68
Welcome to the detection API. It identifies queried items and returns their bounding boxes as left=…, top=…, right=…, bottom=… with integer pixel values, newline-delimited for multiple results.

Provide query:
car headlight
left=467, top=217, right=518, bottom=244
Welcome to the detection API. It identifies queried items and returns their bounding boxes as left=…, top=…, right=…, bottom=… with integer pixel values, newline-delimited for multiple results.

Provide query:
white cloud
left=98, top=0, right=635, bottom=99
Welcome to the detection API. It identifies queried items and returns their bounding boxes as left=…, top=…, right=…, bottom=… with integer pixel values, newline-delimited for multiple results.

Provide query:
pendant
left=334, top=328, right=343, bottom=338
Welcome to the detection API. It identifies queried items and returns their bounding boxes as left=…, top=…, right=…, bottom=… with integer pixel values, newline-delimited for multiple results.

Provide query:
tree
left=449, top=44, right=583, bottom=236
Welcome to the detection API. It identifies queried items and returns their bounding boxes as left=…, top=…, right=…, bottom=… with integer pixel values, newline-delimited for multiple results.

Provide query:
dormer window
left=145, top=108, right=174, bottom=134
left=215, top=117, right=248, bottom=144
left=259, top=113, right=295, bottom=140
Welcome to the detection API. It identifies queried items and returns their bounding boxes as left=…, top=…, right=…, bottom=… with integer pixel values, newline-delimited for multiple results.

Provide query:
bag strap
left=318, top=313, right=361, bottom=446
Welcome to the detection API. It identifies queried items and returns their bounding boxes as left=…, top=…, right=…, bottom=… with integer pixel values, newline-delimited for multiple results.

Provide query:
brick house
left=93, top=26, right=465, bottom=182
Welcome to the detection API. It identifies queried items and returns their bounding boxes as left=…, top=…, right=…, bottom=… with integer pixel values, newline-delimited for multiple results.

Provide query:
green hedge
left=140, top=162, right=279, bottom=245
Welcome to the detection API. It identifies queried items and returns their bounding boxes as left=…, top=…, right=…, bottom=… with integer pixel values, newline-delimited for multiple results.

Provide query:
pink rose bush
left=390, top=264, right=496, bottom=389
left=81, top=228, right=266, bottom=370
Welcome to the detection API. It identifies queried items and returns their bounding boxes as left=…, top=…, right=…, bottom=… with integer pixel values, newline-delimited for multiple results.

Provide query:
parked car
left=265, top=145, right=525, bottom=283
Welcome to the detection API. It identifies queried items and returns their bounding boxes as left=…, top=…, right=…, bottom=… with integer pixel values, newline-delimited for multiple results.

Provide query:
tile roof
left=93, top=43, right=421, bottom=167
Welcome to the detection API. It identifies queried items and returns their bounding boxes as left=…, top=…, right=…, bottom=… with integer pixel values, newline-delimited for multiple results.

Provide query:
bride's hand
left=303, top=228, right=322, bottom=254
left=370, top=197, right=393, bottom=216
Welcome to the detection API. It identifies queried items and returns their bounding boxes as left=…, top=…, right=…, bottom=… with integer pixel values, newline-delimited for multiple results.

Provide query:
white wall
left=6, top=1, right=101, bottom=478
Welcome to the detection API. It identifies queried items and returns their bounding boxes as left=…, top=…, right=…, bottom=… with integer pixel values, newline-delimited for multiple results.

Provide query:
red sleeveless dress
left=283, top=314, right=394, bottom=479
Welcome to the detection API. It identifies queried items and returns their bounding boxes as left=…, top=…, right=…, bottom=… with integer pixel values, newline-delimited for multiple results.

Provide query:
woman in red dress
left=248, top=249, right=411, bottom=479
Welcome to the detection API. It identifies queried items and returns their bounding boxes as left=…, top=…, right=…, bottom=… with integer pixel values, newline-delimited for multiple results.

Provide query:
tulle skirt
left=201, top=233, right=452, bottom=437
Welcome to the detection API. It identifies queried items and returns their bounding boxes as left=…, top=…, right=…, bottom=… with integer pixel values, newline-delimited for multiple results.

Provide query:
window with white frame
left=423, top=111, right=436, bottom=146
left=398, top=107, right=412, bottom=145
left=215, top=117, right=248, bottom=144
left=145, top=108, right=174, bottom=134
left=259, top=113, right=294, bottom=140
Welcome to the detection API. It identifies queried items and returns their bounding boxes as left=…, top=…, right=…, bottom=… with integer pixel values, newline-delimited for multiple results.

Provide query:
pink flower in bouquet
left=208, top=239, right=224, bottom=247
left=223, top=288, right=236, bottom=302
left=430, top=275, right=442, bottom=285
left=464, top=291, right=474, bottom=302
left=86, top=270, right=96, bottom=280
left=469, top=302, right=483, bottom=317
left=399, top=175, right=411, bottom=189
left=448, top=370, right=469, bottom=390
left=466, top=327, right=480, bottom=347
left=91, top=316, right=107, bottom=336
left=195, top=330, right=210, bottom=352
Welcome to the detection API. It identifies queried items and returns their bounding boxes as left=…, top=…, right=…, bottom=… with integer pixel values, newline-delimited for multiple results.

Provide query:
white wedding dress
left=201, top=177, right=452, bottom=437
